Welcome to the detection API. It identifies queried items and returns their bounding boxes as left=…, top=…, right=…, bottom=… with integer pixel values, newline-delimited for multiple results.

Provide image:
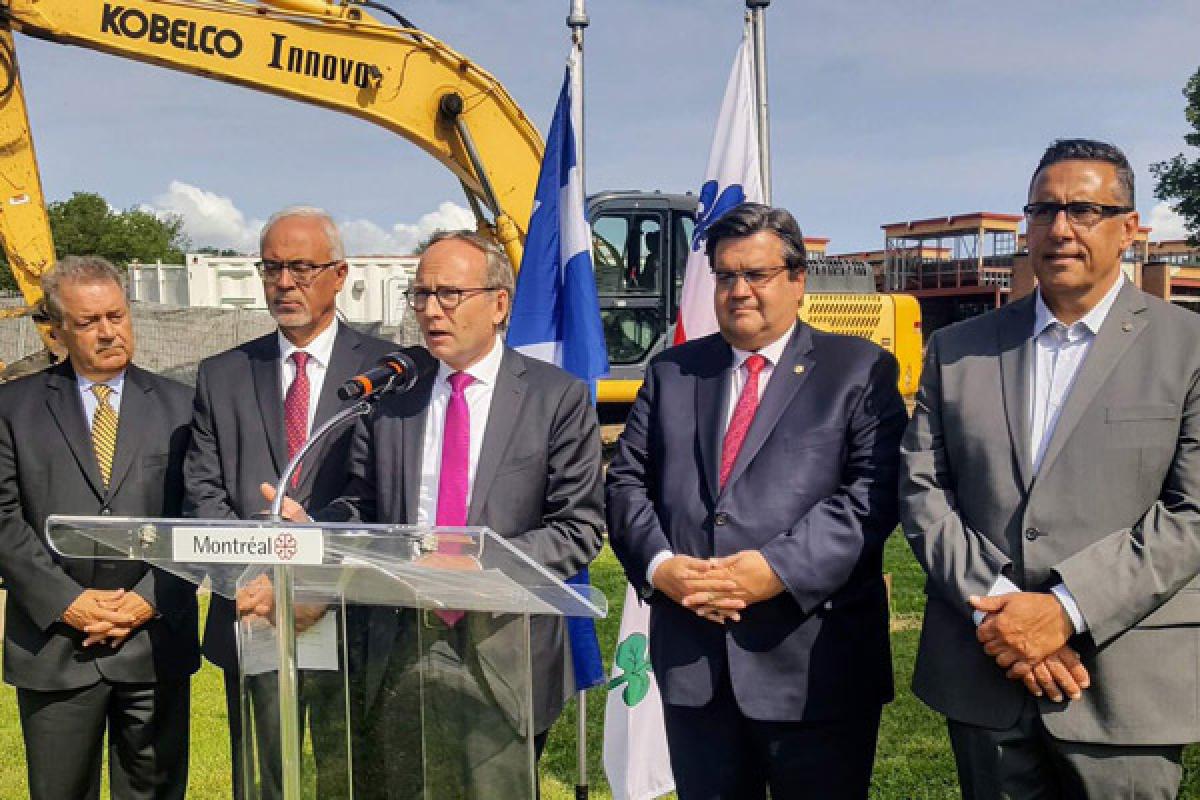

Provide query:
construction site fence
left=0, top=297, right=423, bottom=386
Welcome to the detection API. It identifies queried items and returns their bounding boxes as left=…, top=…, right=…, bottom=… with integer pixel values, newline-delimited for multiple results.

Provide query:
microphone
left=337, top=348, right=432, bottom=401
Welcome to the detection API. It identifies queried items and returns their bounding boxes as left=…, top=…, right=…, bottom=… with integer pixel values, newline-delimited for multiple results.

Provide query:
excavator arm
left=0, top=28, right=54, bottom=321
left=0, top=0, right=544, bottom=319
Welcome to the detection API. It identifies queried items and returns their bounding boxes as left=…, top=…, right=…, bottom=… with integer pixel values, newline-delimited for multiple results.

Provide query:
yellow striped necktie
left=91, top=383, right=118, bottom=488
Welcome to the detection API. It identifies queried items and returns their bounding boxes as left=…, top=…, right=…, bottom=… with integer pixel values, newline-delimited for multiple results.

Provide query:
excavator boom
left=0, top=27, right=53, bottom=322
left=0, top=0, right=544, bottom=319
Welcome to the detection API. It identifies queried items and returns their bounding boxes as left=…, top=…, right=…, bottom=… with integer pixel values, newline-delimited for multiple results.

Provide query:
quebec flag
left=673, top=23, right=764, bottom=344
left=508, top=64, right=608, bottom=388
left=507, top=59, right=607, bottom=694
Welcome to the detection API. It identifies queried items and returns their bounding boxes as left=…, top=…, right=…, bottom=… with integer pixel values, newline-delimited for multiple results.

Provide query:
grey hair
left=422, top=229, right=516, bottom=328
left=41, top=255, right=125, bottom=325
left=259, top=206, right=345, bottom=261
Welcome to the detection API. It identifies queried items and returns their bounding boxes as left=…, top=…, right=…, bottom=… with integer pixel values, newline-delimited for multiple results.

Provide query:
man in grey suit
left=275, top=229, right=605, bottom=798
left=183, top=207, right=395, bottom=799
left=0, top=256, right=199, bottom=800
left=902, top=138, right=1200, bottom=798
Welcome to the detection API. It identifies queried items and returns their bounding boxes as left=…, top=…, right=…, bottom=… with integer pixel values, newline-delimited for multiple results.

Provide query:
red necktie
left=284, top=351, right=310, bottom=484
left=719, top=354, right=766, bottom=488
left=434, top=371, right=474, bottom=625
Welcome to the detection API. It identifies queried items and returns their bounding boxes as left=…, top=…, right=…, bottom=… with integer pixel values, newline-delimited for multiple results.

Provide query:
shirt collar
left=730, top=323, right=795, bottom=370
left=435, top=335, right=505, bottom=388
left=1033, top=273, right=1125, bottom=337
left=278, top=318, right=339, bottom=368
left=76, top=369, right=126, bottom=397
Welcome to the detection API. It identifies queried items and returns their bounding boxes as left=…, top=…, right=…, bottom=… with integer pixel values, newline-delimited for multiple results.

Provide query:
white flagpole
left=747, top=0, right=772, bottom=203
left=566, top=7, right=593, bottom=796
left=569, top=0, right=588, bottom=187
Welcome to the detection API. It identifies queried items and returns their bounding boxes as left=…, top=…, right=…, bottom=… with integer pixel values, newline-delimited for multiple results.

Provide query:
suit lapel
left=695, top=337, right=732, bottom=504
left=312, top=325, right=362, bottom=431
left=44, top=363, right=105, bottom=500
left=105, top=366, right=151, bottom=499
left=1036, top=281, right=1147, bottom=478
left=721, top=324, right=814, bottom=494
left=250, top=335, right=287, bottom=477
left=998, top=295, right=1036, bottom=489
left=293, top=325, right=363, bottom=497
left=402, top=376, right=435, bottom=524
left=468, top=348, right=527, bottom=523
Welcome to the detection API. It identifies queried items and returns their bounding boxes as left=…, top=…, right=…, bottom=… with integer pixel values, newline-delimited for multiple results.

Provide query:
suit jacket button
left=1024, top=527, right=1040, bottom=541
left=714, top=512, right=729, bottom=526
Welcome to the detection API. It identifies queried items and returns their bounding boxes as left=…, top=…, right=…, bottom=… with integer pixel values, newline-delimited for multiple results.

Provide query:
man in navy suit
left=607, top=202, right=906, bottom=799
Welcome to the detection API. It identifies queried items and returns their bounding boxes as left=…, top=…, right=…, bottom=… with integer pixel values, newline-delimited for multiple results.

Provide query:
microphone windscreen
left=404, top=346, right=438, bottom=378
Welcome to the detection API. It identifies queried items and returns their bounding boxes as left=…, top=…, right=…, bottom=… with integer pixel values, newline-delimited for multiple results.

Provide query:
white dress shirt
left=975, top=275, right=1125, bottom=633
left=77, top=371, right=127, bottom=431
left=647, top=325, right=796, bottom=588
left=277, top=318, right=340, bottom=438
left=416, top=335, right=505, bottom=526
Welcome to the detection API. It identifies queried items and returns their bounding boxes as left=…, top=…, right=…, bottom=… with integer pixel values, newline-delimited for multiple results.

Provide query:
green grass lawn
left=4, top=538, right=1200, bottom=798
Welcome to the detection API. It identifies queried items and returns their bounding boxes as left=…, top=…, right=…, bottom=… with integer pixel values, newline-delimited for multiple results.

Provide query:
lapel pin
left=794, top=365, right=805, bottom=374
left=1121, top=321, right=1133, bottom=332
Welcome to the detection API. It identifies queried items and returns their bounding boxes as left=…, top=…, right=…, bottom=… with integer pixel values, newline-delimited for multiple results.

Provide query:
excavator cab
left=588, top=191, right=696, bottom=409
left=588, top=191, right=923, bottom=413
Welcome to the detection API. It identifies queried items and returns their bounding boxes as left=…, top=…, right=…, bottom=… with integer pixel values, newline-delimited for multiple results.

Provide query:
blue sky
left=14, top=0, right=1200, bottom=254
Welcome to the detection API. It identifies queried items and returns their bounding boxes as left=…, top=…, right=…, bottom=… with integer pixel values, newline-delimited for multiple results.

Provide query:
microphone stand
left=266, top=390, right=384, bottom=799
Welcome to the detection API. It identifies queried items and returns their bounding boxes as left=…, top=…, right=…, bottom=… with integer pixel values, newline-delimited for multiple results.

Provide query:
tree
left=0, top=191, right=191, bottom=293
left=1151, top=66, right=1200, bottom=244
left=48, top=191, right=190, bottom=264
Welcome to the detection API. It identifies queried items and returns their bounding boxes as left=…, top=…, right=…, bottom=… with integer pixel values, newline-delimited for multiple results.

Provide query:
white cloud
left=350, top=201, right=478, bottom=255
left=142, top=181, right=475, bottom=255
left=143, top=180, right=264, bottom=253
left=1147, top=201, right=1191, bottom=241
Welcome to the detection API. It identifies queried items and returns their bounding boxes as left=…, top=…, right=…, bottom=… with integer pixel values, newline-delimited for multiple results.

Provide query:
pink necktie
left=435, top=371, right=474, bottom=625
left=719, top=354, right=766, bottom=488
left=284, top=351, right=310, bottom=486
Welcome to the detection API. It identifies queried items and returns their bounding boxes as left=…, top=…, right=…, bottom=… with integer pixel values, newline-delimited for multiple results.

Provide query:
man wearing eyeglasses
left=268, top=229, right=604, bottom=798
left=182, top=206, right=395, bottom=799
left=607, top=203, right=906, bottom=799
left=902, top=138, right=1200, bottom=798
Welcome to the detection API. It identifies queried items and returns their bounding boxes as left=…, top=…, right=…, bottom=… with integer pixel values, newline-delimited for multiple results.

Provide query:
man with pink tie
left=280, top=230, right=605, bottom=799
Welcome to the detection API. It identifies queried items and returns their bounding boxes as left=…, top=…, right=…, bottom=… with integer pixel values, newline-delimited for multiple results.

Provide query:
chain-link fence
left=0, top=299, right=423, bottom=387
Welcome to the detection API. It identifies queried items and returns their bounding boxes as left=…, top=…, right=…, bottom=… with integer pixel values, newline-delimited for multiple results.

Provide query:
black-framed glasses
left=711, top=265, right=791, bottom=289
left=403, top=286, right=500, bottom=311
left=255, top=259, right=341, bottom=286
left=1023, top=202, right=1134, bottom=228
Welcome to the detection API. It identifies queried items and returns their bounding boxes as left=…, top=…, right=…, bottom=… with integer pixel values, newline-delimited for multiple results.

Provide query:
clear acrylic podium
left=46, top=515, right=607, bottom=800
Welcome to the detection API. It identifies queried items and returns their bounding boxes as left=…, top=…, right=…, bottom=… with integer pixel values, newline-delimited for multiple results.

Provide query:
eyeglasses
left=711, top=265, right=791, bottom=289
left=1023, top=202, right=1134, bottom=228
left=255, top=259, right=341, bottom=286
left=403, top=286, right=499, bottom=311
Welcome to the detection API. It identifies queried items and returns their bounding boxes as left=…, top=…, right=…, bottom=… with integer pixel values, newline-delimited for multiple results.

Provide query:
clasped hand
left=242, top=483, right=326, bottom=632
left=235, top=574, right=327, bottom=634
left=970, top=591, right=1090, bottom=703
left=654, top=551, right=784, bottom=624
left=62, top=588, right=154, bottom=648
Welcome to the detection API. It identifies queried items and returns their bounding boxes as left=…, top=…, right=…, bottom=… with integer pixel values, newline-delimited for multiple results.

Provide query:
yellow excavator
left=0, top=0, right=921, bottom=404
